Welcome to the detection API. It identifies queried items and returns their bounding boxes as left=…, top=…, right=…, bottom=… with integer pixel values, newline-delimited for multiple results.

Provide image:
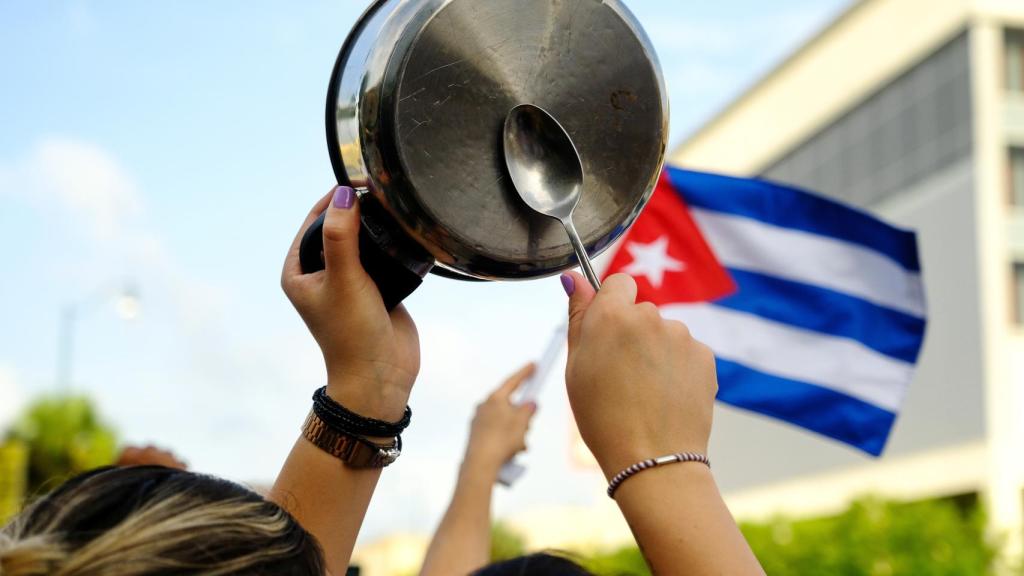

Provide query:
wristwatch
left=302, top=411, right=402, bottom=468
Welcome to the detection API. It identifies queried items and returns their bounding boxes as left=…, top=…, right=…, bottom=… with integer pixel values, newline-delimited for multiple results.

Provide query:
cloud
left=0, top=138, right=264, bottom=469
left=0, top=136, right=225, bottom=346
left=0, top=137, right=142, bottom=241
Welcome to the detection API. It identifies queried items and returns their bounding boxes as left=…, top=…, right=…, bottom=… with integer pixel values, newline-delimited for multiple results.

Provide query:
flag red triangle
left=603, top=171, right=736, bottom=305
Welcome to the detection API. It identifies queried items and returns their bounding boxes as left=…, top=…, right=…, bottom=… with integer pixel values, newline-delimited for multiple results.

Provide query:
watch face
left=379, top=446, right=401, bottom=465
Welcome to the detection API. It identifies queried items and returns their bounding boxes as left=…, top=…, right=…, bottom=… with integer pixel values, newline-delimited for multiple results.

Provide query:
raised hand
left=464, top=364, right=538, bottom=475
left=281, top=186, right=420, bottom=421
left=562, top=272, right=717, bottom=479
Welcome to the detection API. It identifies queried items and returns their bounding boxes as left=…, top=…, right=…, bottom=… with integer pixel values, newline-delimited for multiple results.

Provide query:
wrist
left=595, top=441, right=709, bottom=482
left=613, top=459, right=715, bottom=501
left=326, top=376, right=410, bottom=423
left=461, top=448, right=504, bottom=480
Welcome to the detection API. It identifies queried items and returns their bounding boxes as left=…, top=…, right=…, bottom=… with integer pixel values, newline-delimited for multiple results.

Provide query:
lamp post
left=56, top=283, right=140, bottom=390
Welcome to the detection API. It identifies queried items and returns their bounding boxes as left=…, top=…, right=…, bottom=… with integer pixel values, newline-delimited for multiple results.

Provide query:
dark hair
left=473, top=552, right=595, bottom=575
left=0, top=466, right=324, bottom=575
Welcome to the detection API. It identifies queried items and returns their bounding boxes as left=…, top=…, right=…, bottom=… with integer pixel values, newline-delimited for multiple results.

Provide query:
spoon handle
left=561, top=219, right=602, bottom=291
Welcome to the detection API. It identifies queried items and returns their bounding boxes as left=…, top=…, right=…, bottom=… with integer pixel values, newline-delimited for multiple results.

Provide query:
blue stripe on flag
left=666, top=166, right=921, bottom=272
left=715, top=358, right=896, bottom=456
left=714, top=268, right=927, bottom=364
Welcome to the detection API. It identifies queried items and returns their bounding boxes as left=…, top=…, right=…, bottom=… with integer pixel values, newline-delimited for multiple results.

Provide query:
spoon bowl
left=503, top=104, right=602, bottom=290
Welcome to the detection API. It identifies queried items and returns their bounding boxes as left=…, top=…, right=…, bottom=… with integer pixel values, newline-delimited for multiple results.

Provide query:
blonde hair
left=0, top=466, right=323, bottom=576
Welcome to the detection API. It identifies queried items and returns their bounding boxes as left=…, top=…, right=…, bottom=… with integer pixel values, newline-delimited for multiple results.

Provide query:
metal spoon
left=503, top=104, right=602, bottom=290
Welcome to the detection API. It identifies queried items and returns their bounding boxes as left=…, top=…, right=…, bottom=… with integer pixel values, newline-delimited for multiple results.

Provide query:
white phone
left=497, top=323, right=567, bottom=487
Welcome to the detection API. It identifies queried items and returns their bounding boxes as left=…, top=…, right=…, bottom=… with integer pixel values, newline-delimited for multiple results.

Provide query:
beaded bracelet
left=607, top=452, right=711, bottom=498
left=312, top=386, right=412, bottom=438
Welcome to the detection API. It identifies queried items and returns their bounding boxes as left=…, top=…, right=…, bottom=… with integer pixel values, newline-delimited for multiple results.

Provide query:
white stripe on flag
left=691, top=209, right=926, bottom=318
left=661, top=303, right=913, bottom=412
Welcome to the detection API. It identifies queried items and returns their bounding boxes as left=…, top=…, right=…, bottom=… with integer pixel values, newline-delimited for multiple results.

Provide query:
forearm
left=278, top=188, right=421, bottom=574
left=419, top=458, right=496, bottom=576
left=269, top=379, right=408, bottom=575
left=269, top=437, right=380, bottom=574
left=614, top=465, right=764, bottom=575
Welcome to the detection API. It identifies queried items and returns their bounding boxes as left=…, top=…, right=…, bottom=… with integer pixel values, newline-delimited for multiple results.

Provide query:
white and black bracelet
left=607, top=452, right=711, bottom=498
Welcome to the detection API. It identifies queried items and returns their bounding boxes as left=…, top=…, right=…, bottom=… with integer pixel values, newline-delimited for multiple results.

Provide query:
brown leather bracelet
left=302, top=411, right=401, bottom=469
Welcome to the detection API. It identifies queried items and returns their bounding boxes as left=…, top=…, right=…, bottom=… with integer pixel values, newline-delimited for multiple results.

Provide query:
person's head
left=473, top=552, right=594, bottom=575
left=0, top=466, right=323, bottom=576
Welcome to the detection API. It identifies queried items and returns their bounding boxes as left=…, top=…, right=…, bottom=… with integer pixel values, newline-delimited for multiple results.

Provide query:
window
left=1015, top=262, right=1024, bottom=325
left=1008, top=29, right=1024, bottom=93
left=1011, top=148, right=1024, bottom=206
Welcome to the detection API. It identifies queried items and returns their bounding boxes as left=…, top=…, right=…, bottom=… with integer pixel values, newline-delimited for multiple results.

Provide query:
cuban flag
left=604, top=167, right=927, bottom=456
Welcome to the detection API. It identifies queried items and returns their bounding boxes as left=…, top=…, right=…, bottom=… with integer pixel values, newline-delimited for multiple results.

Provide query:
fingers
left=321, top=186, right=364, bottom=285
left=567, top=272, right=641, bottom=357
left=116, top=445, right=188, bottom=470
left=517, top=401, right=538, bottom=424
left=564, top=270, right=597, bottom=350
left=597, top=273, right=638, bottom=306
left=389, top=304, right=418, bottom=339
left=567, top=273, right=638, bottom=348
left=513, top=401, right=537, bottom=454
left=493, top=363, right=536, bottom=401
left=282, top=188, right=335, bottom=280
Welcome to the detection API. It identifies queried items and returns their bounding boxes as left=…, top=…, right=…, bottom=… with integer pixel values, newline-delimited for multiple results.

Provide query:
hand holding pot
left=282, top=186, right=420, bottom=421
left=562, top=272, right=718, bottom=479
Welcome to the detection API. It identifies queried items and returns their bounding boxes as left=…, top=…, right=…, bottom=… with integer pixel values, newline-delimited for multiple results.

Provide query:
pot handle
left=298, top=211, right=426, bottom=311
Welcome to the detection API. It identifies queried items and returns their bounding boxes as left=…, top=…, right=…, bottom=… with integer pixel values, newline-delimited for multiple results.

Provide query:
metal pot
left=300, top=0, right=668, bottom=309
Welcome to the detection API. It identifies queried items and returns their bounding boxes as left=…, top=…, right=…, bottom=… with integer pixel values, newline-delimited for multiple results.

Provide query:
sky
left=0, top=0, right=851, bottom=543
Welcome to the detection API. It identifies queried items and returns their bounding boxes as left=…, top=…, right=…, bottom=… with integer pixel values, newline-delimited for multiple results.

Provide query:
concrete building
left=670, top=0, right=1024, bottom=565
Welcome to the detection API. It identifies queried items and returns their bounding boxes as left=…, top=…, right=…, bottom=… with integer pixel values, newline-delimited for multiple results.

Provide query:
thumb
left=322, top=186, right=363, bottom=284
left=517, top=401, right=538, bottom=422
left=563, top=271, right=596, bottom=351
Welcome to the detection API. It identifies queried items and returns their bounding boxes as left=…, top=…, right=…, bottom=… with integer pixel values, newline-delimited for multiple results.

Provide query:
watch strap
left=302, top=411, right=401, bottom=469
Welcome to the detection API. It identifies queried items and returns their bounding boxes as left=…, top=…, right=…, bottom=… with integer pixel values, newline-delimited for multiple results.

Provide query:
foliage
left=0, top=439, right=29, bottom=523
left=569, top=496, right=998, bottom=575
left=739, top=496, right=996, bottom=575
left=7, top=395, right=118, bottom=496
left=583, top=545, right=650, bottom=576
left=491, top=521, right=528, bottom=562
left=743, top=496, right=993, bottom=574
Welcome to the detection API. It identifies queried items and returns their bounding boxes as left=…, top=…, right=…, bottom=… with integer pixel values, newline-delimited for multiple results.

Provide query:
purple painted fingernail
left=560, top=273, right=575, bottom=296
left=333, top=186, right=355, bottom=210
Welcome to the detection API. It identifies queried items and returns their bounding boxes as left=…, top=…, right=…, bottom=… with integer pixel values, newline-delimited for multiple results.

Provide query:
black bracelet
left=311, top=386, right=412, bottom=438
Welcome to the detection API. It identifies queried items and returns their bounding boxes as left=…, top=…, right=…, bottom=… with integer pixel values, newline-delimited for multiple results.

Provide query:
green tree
left=740, top=496, right=996, bottom=575
left=0, top=439, right=29, bottom=523
left=9, top=395, right=118, bottom=496
left=584, top=545, right=650, bottom=576
left=575, top=496, right=997, bottom=575
left=490, top=521, right=527, bottom=562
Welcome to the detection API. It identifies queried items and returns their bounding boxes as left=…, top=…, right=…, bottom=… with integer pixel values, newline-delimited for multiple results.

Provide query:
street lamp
left=114, top=285, right=141, bottom=321
left=56, top=282, right=141, bottom=390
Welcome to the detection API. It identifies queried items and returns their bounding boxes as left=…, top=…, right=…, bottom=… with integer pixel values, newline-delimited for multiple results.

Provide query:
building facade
left=670, top=0, right=1024, bottom=565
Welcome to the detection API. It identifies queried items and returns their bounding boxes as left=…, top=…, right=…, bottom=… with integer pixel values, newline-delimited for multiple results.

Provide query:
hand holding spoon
left=503, top=104, right=602, bottom=290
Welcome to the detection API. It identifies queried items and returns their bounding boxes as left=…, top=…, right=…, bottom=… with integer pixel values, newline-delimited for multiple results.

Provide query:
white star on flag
left=620, top=236, right=686, bottom=288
